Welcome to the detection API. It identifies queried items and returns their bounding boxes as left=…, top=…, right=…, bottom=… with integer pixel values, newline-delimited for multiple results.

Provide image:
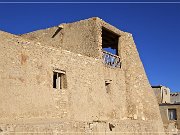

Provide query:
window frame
left=53, top=70, right=66, bottom=90
left=168, top=108, right=177, bottom=121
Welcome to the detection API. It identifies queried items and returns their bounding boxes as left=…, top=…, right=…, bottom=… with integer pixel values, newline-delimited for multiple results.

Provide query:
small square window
left=168, top=109, right=177, bottom=120
left=53, top=70, right=67, bottom=89
left=105, top=80, right=112, bottom=93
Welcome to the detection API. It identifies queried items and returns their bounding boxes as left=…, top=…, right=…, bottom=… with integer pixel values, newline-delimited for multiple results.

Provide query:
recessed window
left=102, top=27, right=119, bottom=55
left=53, top=70, right=67, bottom=89
left=105, top=80, right=112, bottom=93
left=102, top=27, right=121, bottom=68
left=168, top=109, right=177, bottom=120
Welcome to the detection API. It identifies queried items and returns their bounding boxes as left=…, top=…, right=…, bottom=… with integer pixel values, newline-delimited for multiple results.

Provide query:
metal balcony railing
left=102, top=50, right=121, bottom=68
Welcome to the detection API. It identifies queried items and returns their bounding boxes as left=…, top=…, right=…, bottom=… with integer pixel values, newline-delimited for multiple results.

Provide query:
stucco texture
left=0, top=17, right=164, bottom=134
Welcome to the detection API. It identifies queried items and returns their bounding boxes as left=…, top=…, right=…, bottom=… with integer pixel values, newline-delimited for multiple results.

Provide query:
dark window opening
left=168, top=109, right=177, bottom=120
left=102, top=27, right=119, bottom=55
left=105, top=80, right=112, bottom=93
left=53, top=71, right=67, bottom=89
left=53, top=72, right=57, bottom=88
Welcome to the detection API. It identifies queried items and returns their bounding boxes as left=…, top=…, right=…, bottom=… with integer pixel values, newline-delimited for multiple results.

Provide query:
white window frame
left=53, top=70, right=66, bottom=90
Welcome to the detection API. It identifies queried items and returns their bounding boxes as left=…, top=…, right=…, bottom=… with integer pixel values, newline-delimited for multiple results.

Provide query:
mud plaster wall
left=21, top=17, right=162, bottom=122
left=0, top=31, right=165, bottom=134
left=119, top=32, right=162, bottom=121
left=0, top=31, right=117, bottom=121
left=171, top=93, right=180, bottom=103
left=22, top=18, right=99, bottom=58
left=160, top=104, right=180, bottom=134
left=153, top=87, right=162, bottom=104
left=161, top=87, right=170, bottom=104
left=153, top=86, right=171, bottom=104
left=0, top=120, right=164, bottom=134
left=0, top=17, right=165, bottom=134
left=94, top=18, right=163, bottom=121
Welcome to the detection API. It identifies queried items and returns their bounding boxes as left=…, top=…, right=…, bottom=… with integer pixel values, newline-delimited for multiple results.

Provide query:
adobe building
left=152, top=85, right=171, bottom=104
left=152, top=85, right=180, bottom=135
left=171, top=92, right=180, bottom=104
left=0, top=17, right=165, bottom=134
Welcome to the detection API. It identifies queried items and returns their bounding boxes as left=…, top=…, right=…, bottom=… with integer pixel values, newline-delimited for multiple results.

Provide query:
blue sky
left=0, top=1, right=180, bottom=92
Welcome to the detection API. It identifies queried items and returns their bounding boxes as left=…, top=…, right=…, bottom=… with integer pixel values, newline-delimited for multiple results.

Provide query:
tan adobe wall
left=160, top=104, right=180, bottom=134
left=153, top=86, right=171, bottom=104
left=22, top=18, right=100, bottom=58
left=0, top=17, right=165, bottom=134
left=153, top=87, right=162, bottom=104
left=161, top=86, right=170, bottom=104
left=171, top=93, right=180, bottom=103
left=119, top=32, right=162, bottom=121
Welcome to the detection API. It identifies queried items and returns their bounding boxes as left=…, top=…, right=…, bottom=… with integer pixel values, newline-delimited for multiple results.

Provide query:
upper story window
left=168, top=109, right=177, bottom=120
left=102, top=27, right=121, bottom=68
left=102, top=27, right=119, bottom=55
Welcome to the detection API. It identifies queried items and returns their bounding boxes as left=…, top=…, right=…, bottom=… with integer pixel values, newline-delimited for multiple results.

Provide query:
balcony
left=102, top=50, right=121, bottom=68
